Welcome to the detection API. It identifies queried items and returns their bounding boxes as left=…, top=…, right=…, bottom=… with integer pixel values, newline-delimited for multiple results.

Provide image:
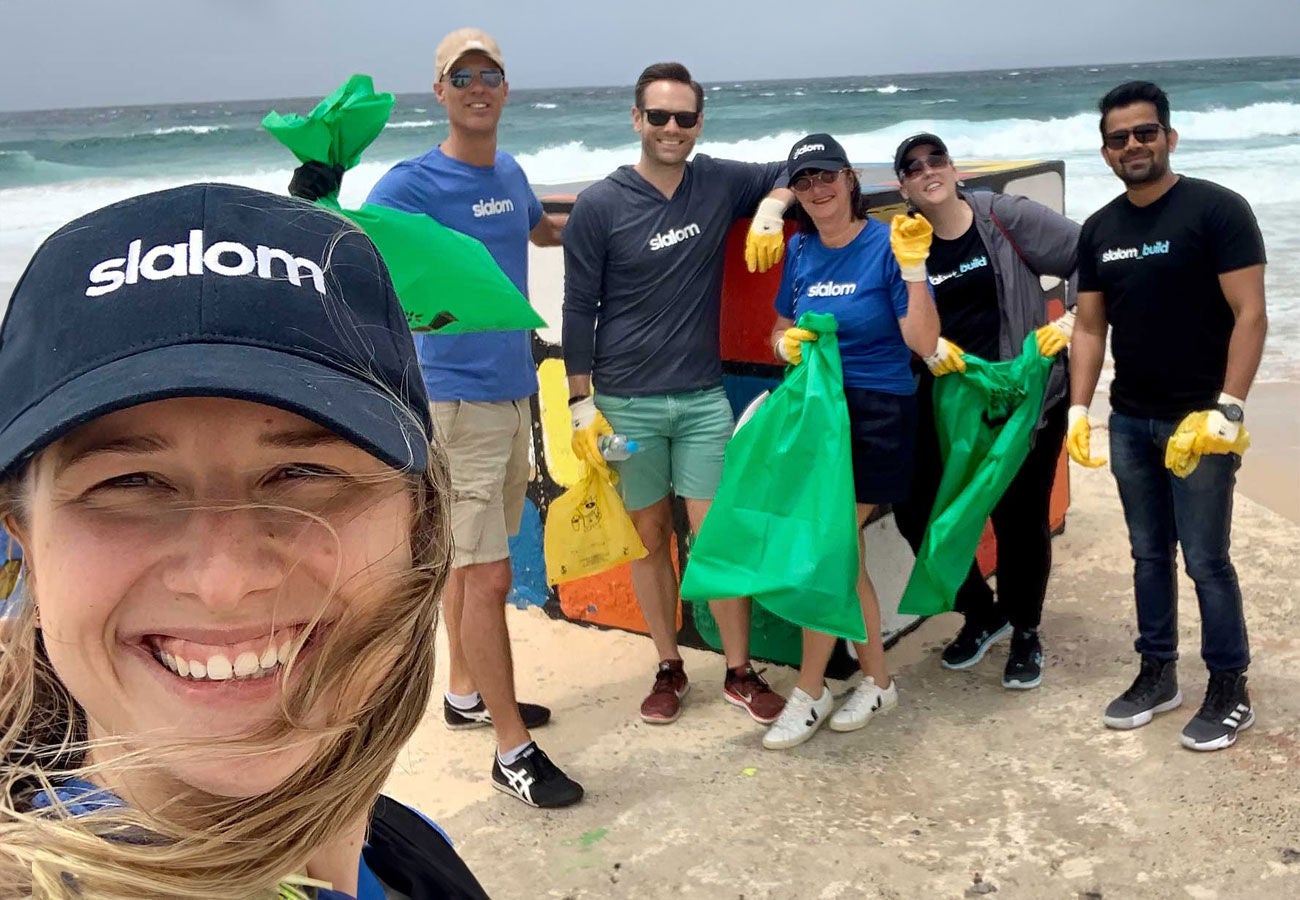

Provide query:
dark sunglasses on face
left=1103, top=123, right=1164, bottom=150
left=901, top=152, right=951, bottom=178
left=790, top=170, right=843, bottom=192
left=447, top=67, right=504, bottom=89
left=640, top=108, right=700, bottom=128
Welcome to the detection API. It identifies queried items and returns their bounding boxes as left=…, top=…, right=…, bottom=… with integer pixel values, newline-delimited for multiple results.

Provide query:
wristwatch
left=1216, top=401, right=1244, bottom=423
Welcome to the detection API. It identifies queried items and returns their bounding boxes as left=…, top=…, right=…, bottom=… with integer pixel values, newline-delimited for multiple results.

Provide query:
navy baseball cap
left=893, top=132, right=949, bottom=177
left=786, top=133, right=851, bottom=184
left=0, top=183, right=432, bottom=478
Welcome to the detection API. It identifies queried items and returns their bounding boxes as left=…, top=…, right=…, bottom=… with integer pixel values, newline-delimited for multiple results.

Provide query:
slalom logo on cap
left=648, top=222, right=701, bottom=251
left=86, top=230, right=326, bottom=298
left=472, top=197, right=515, bottom=218
left=792, top=143, right=825, bottom=159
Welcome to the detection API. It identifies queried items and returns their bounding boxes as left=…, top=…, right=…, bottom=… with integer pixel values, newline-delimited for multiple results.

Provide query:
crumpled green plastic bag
left=898, top=335, right=1053, bottom=616
left=681, top=312, right=865, bottom=642
left=262, top=75, right=545, bottom=335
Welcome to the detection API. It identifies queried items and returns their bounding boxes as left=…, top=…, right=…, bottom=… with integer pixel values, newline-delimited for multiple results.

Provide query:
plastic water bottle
left=599, top=434, right=639, bottom=461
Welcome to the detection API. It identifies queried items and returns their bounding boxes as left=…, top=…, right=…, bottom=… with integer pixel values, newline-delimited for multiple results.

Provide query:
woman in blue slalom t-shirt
left=0, top=184, right=488, bottom=898
left=761, top=134, right=963, bottom=751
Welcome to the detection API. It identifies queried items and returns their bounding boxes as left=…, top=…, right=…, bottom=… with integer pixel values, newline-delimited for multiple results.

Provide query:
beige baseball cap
left=435, top=28, right=506, bottom=81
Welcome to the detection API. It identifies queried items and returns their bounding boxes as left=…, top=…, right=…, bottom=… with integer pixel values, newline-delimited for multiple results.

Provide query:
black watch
left=1217, top=402, right=1244, bottom=423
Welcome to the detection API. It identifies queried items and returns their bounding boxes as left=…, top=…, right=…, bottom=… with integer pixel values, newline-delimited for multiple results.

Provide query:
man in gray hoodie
left=562, top=62, right=792, bottom=727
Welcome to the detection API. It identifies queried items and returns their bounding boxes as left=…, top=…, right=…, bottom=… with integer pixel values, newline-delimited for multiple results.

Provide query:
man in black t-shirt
left=1069, top=81, right=1268, bottom=753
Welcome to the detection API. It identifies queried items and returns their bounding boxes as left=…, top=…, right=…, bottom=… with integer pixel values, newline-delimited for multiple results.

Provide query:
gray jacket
left=963, top=189, right=1080, bottom=424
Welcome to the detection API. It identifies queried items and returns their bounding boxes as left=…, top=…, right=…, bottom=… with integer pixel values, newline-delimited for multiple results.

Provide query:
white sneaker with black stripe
left=829, top=675, right=898, bottom=732
left=762, top=685, right=833, bottom=750
left=1180, top=671, right=1255, bottom=752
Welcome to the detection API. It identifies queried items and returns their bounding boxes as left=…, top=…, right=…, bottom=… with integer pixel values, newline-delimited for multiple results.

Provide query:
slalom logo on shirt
left=472, top=197, right=516, bottom=218
left=792, top=142, right=825, bottom=159
left=1100, top=241, right=1171, bottom=263
left=806, top=280, right=858, bottom=297
left=928, top=255, right=989, bottom=287
left=648, top=222, right=701, bottom=251
left=85, top=230, right=326, bottom=298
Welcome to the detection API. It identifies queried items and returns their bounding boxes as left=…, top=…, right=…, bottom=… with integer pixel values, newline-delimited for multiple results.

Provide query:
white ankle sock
left=446, top=690, right=480, bottom=710
left=497, top=740, right=533, bottom=766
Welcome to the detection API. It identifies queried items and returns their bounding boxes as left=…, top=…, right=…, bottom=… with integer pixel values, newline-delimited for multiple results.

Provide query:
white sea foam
left=148, top=124, right=228, bottom=136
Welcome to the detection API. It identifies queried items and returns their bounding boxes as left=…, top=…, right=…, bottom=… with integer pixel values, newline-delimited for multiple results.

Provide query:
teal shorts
left=594, top=387, right=735, bottom=511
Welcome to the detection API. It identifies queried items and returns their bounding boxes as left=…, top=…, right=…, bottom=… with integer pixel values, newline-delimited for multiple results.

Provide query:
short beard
left=1118, top=154, right=1168, bottom=186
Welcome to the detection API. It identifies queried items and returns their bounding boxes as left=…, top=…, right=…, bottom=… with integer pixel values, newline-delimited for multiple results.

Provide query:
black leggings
left=892, top=379, right=1068, bottom=631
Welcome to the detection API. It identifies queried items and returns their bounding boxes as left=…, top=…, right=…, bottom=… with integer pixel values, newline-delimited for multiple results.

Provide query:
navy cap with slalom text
left=0, top=183, right=432, bottom=478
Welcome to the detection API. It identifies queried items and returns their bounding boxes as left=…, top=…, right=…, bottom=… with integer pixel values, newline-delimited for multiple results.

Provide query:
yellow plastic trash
left=544, top=448, right=647, bottom=585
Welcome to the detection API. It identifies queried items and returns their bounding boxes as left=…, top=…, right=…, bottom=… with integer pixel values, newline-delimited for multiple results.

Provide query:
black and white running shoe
left=1103, top=655, right=1182, bottom=729
left=1181, top=671, right=1255, bottom=752
left=942, top=616, right=1012, bottom=670
left=444, top=697, right=551, bottom=731
left=1002, top=629, right=1044, bottom=690
left=491, top=743, right=584, bottom=808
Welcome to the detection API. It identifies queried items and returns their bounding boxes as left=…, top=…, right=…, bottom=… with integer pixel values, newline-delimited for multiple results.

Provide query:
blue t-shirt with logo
left=774, top=220, right=915, bottom=395
left=367, top=147, right=543, bottom=402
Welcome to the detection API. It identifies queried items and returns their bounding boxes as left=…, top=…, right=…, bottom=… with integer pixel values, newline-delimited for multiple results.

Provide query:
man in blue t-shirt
left=561, top=62, right=795, bottom=728
left=345, top=28, right=580, bottom=809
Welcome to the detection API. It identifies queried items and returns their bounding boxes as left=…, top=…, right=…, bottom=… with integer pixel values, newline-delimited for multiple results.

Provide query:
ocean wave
left=825, top=84, right=918, bottom=95
left=386, top=119, right=443, bottom=129
left=531, top=102, right=558, bottom=110
left=149, top=125, right=229, bottom=136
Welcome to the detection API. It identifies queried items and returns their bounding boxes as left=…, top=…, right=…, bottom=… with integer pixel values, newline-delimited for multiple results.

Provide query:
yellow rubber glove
left=1164, top=409, right=1251, bottom=478
left=1067, top=404, right=1106, bottom=468
left=923, top=337, right=966, bottom=376
left=745, top=197, right=787, bottom=274
left=776, top=327, right=818, bottom=365
left=889, top=212, right=933, bottom=282
left=1035, top=309, right=1077, bottom=358
left=569, top=396, right=612, bottom=467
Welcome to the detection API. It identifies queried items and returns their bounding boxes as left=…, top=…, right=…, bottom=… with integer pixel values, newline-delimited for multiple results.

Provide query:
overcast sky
left=1, top=1, right=1297, bottom=112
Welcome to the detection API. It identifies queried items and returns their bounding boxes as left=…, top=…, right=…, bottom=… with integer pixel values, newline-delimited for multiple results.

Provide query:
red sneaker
left=723, top=664, right=785, bottom=724
left=640, top=660, right=689, bottom=724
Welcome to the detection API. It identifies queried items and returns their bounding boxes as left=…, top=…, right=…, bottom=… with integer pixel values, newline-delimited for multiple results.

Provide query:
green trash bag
left=680, top=312, right=865, bottom=642
left=262, top=74, right=545, bottom=335
left=898, top=334, right=1054, bottom=616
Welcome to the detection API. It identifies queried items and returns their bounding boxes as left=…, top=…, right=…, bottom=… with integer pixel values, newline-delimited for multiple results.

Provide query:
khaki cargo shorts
left=430, top=399, right=531, bottom=568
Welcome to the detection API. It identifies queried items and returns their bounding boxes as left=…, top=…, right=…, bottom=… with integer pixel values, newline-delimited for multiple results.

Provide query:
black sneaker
left=1180, top=671, right=1255, bottom=752
left=941, top=616, right=1012, bottom=670
left=1002, top=629, right=1043, bottom=690
left=491, top=742, right=584, bottom=808
left=444, top=696, right=551, bottom=732
left=1103, top=655, right=1182, bottom=729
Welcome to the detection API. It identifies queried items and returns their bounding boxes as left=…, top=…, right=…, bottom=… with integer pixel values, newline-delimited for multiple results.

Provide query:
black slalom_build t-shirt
left=1077, top=176, right=1266, bottom=419
left=926, top=220, right=1001, bottom=360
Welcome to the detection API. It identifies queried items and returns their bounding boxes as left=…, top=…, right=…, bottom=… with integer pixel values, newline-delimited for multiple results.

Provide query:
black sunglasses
left=447, top=67, right=504, bottom=89
left=790, top=170, right=843, bottom=193
left=640, top=108, right=700, bottom=128
left=1103, top=123, right=1164, bottom=150
left=901, top=152, right=951, bottom=178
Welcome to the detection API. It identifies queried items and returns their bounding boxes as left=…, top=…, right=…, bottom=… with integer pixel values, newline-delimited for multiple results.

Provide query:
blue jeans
left=1108, top=413, right=1250, bottom=672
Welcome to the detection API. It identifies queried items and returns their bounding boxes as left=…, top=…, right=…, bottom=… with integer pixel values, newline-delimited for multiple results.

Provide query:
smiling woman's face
left=12, top=397, right=413, bottom=798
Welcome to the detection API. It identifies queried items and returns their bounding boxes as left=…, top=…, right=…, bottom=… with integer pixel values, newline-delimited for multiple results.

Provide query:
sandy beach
left=385, top=453, right=1300, bottom=898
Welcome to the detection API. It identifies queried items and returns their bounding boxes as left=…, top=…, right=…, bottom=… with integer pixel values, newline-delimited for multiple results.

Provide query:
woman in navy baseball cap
left=0, top=184, right=487, bottom=897
left=761, top=134, right=962, bottom=752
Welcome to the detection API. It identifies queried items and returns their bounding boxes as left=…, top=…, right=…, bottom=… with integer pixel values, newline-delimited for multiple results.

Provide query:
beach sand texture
left=385, top=452, right=1300, bottom=898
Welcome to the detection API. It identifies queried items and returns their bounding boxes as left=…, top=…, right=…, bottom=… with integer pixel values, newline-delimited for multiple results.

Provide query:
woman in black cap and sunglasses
left=889, top=132, right=1081, bottom=691
left=761, top=133, right=963, bottom=751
